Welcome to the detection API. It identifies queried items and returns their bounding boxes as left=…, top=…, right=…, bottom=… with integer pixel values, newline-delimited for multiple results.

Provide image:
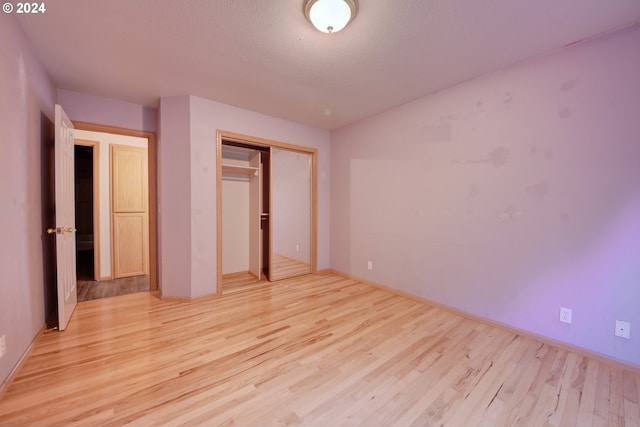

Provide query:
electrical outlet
left=367, top=261, right=373, bottom=271
left=0, top=335, right=6, bottom=359
left=559, top=307, right=572, bottom=324
left=615, top=320, right=630, bottom=339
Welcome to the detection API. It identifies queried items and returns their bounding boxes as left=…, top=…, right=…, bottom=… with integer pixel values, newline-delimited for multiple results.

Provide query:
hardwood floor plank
left=485, top=341, right=542, bottom=426
left=0, top=272, right=638, bottom=426
left=221, top=270, right=264, bottom=294
left=632, top=377, right=640, bottom=427
left=575, top=358, right=600, bottom=427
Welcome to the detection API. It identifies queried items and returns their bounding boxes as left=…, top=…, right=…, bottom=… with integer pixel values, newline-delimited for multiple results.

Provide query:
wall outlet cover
left=614, top=320, right=630, bottom=339
left=559, top=307, right=572, bottom=324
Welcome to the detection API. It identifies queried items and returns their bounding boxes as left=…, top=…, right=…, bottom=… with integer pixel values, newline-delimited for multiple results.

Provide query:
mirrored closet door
left=269, top=148, right=312, bottom=281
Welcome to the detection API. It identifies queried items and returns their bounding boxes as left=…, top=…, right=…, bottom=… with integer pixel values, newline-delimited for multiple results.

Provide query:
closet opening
left=217, top=131, right=317, bottom=295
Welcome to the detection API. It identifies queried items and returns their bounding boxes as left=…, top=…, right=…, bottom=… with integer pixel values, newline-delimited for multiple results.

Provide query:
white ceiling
left=16, top=0, right=640, bottom=130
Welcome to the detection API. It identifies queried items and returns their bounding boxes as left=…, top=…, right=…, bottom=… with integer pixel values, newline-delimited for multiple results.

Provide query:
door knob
left=46, top=227, right=75, bottom=234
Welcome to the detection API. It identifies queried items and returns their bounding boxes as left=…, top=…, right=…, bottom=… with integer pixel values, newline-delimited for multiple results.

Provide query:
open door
left=48, top=104, right=77, bottom=330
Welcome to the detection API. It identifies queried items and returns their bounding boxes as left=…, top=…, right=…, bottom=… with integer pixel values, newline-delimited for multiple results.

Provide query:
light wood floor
left=222, top=271, right=266, bottom=294
left=1, top=273, right=638, bottom=426
left=221, top=254, right=310, bottom=294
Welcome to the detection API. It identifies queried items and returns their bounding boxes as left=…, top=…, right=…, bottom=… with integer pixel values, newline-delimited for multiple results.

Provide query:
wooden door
left=111, top=145, right=149, bottom=278
left=248, top=151, right=262, bottom=279
left=52, top=104, right=78, bottom=331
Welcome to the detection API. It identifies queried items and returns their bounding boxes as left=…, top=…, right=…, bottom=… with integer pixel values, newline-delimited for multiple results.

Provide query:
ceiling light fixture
left=304, top=0, right=357, bottom=34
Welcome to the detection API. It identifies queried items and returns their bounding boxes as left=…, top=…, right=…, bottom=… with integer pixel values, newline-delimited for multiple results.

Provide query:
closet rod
left=222, top=175, right=251, bottom=182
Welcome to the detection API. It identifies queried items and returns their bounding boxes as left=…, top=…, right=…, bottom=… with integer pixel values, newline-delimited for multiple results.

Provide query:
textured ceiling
left=16, top=0, right=640, bottom=130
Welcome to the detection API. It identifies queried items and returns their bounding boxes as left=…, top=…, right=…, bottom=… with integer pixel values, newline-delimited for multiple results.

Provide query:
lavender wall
left=0, top=15, right=56, bottom=385
left=157, top=96, right=192, bottom=297
left=157, top=95, right=330, bottom=298
left=58, top=89, right=157, bottom=132
left=331, top=26, right=640, bottom=365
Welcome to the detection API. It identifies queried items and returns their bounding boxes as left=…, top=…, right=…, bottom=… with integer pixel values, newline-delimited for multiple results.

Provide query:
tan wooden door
left=111, top=144, right=149, bottom=278
left=51, top=104, right=78, bottom=330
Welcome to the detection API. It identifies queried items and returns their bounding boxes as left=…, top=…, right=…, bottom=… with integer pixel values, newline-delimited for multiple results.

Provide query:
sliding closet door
left=248, top=151, right=262, bottom=279
left=268, top=147, right=312, bottom=281
left=217, top=130, right=317, bottom=292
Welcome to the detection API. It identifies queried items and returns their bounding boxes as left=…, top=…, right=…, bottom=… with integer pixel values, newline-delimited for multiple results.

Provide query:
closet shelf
left=221, top=164, right=259, bottom=177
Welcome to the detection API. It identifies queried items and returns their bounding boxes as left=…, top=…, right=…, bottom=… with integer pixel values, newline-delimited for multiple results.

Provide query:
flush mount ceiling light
left=304, top=0, right=357, bottom=34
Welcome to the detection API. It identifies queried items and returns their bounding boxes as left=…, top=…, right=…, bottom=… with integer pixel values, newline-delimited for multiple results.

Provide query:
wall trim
left=159, top=291, right=220, bottom=304
left=327, top=269, right=640, bottom=374
left=0, top=324, right=46, bottom=400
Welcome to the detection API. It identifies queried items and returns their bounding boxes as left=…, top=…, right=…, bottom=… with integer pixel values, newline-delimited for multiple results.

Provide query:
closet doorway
left=217, top=131, right=317, bottom=294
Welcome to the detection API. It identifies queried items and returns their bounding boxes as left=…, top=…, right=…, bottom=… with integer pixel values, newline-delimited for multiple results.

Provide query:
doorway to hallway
left=72, top=122, right=158, bottom=301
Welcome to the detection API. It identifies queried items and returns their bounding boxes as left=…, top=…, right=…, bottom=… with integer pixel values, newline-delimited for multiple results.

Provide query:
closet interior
left=219, top=134, right=316, bottom=294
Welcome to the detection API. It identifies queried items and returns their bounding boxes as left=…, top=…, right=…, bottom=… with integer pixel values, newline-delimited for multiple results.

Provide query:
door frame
left=74, top=139, right=101, bottom=281
left=73, top=122, right=158, bottom=291
left=216, top=130, right=318, bottom=296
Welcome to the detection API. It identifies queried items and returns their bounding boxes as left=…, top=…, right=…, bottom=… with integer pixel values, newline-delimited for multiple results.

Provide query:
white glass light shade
left=304, top=0, right=357, bottom=34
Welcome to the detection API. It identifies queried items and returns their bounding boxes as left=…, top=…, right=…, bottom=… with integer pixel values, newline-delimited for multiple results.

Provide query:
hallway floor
left=77, top=275, right=150, bottom=302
